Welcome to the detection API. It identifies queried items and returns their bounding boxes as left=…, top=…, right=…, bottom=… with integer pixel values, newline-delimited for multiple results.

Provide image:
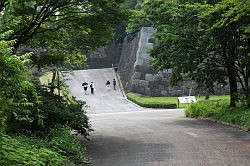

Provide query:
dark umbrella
left=82, top=82, right=88, bottom=86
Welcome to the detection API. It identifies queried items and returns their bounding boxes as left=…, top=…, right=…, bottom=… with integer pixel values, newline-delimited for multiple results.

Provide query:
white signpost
left=177, top=96, right=197, bottom=108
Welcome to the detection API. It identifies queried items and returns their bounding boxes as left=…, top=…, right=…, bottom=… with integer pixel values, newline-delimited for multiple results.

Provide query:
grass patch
left=126, top=93, right=177, bottom=109
left=126, top=93, right=230, bottom=108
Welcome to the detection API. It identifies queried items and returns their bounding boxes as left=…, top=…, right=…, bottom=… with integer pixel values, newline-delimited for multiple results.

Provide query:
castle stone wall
left=118, top=27, right=230, bottom=96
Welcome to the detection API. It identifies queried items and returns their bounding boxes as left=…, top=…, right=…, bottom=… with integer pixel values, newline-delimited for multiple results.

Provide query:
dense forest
left=0, top=0, right=249, bottom=165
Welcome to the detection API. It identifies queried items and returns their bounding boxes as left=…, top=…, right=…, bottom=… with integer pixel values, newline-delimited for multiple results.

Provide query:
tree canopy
left=0, top=0, right=128, bottom=49
left=0, top=0, right=129, bottom=70
left=137, top=0, right=249, bottom=107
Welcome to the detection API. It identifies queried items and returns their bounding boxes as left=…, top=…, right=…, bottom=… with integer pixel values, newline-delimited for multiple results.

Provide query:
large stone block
left=131, top=86, right=145, bottom=94
left=131, top=80, right=140, bottom=86
left=145, top=74, right=154, bottom=81
left=132, top=72, right=142, bottom=79
left=161, top=90, right=168, bottom=96
left=139, top=80, right=149, bottom=87
left=159, top=85, right=165, bottom=90
left=135, top=65, right=147, bottom=73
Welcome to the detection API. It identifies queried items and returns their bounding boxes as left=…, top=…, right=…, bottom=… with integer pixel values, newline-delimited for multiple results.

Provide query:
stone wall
left=86, top=42, right=122, bottom=69
left=119, top=27, right=183, bottom=96
left=118, top=27, right=230, bottom=96
left=119, top=34, right=140, bottom=91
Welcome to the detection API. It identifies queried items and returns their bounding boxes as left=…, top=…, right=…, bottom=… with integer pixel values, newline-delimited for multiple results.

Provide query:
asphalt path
left=64, top=68, right=250, bottom=166
left=62, top=68, right=139, bottom=114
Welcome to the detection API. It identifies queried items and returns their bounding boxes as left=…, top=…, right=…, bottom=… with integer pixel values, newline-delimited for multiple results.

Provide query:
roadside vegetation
left=0, top=41, right=92, bottom=164
left=126, top=92, right=229, bottom=108
left=186, top=101, right=250, bottom=131
left=0, top=0, right=128, bottom=165
left=126, top=93, right=177, bottom=108
left=127, top=93, right=249, bottom=130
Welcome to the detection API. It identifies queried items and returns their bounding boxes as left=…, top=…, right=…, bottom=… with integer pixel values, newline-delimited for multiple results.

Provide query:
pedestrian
left=106, top=80, right=110, bottom=90
left=90, top=82, right=94, bottom=94
left=113, top=78, right=116, bottom=90
left=82, top=82, right=88, bottom=95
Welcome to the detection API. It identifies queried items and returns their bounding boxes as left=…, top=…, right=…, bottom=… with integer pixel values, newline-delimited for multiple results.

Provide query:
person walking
left=82, top=82, right=88, bottom=95
left=113, top=78, right=116, bottom=90
left=90, top=82, right=94, bottom=94
left=106, top=80, right=110, bottom=90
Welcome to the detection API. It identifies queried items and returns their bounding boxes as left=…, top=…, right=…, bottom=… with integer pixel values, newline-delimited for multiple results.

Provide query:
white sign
left=178, top=96, right=197, bottom=104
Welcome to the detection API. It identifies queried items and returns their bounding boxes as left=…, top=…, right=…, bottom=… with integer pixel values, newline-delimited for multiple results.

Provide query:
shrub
left=0, top=133, right=66, bottom=166
left=0, top=38, right=43, bottom=135
left=46, top=126, right=89, bottom=164
left=37, top=88, right=92, bottom=139
left=185, top=100, right=228, bottom=118
left=14, top=126, right=89, bottom=164
left=185, top=100, right=250, bottom=131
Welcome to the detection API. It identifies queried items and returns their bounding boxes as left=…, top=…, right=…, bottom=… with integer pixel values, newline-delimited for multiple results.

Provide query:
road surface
left=64, top=68, right=250, bottom=166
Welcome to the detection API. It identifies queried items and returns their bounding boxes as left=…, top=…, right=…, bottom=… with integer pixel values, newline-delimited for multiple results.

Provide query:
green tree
left=142, top=0, right=249, bottom=107
left=0, top=0, right=128, bottom=50
left=0, top=0, right=129, bottom=94
left=198, top=0, right=250, bottom=107
left=0, top=31, right=41, bottom=133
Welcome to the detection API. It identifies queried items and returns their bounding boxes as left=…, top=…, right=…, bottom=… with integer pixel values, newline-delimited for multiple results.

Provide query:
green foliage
left=0, top=0, right=130, bottom=74
left=126, top=93, right=177, bottom=109
left=0, top=31, right=91, bottom=164
left=15, top=126, right=89, bottom=164
left=185, top=100, right=229, bottom=118
left=140, top=0, right=250, bottom=107
left=37, top=88, right=92, bottom=139
left=45, top=127, right=89, bottom=164
left=185, top=101, right=250, bottom=130
left=0, top=134, right=66, bottom=166
left=120, top=0, right=138, bottom=9
left=126, top=1, right=151, bottom=36
left=0, top=34, right=42, bottom=134
left=0, top=0, right=129, bottom=55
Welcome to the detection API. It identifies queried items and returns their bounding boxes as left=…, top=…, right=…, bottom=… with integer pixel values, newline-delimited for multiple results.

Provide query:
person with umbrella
left=82, top=82, right=88, bottom=95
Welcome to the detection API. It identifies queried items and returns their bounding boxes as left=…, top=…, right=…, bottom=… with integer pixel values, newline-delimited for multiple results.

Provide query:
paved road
left=63, top=68, right=139, bottom=114
left=64, top=69, right=250, bottom=166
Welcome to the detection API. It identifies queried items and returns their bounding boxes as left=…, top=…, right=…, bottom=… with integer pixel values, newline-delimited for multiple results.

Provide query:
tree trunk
left=205, top=90, right=210, bottom=100
left=50, top=69, right=56, bottom=94
left=227, top=61, right=238, bottom=107
left=245, top=80, right=250, bottom=108
left=57, top=70, right=60, bottom=96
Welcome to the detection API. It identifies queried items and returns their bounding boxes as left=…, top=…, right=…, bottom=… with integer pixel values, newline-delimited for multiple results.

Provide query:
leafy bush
left=185, top=100, right=229, bottom=118
left=0, top=36, right=42, bottom=134
left=185, top=100, right=250, bottom=130
left=5, top=86, right=92, bottom=139
left=126, top=93, right=177, bottom=109
left=0, top=134, right=66, bottom=166
left=37, top=88, right=92, bottom=139
left=14, top=126, right=89, bottom=164
left=46, top=127, right=89, bottom=164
